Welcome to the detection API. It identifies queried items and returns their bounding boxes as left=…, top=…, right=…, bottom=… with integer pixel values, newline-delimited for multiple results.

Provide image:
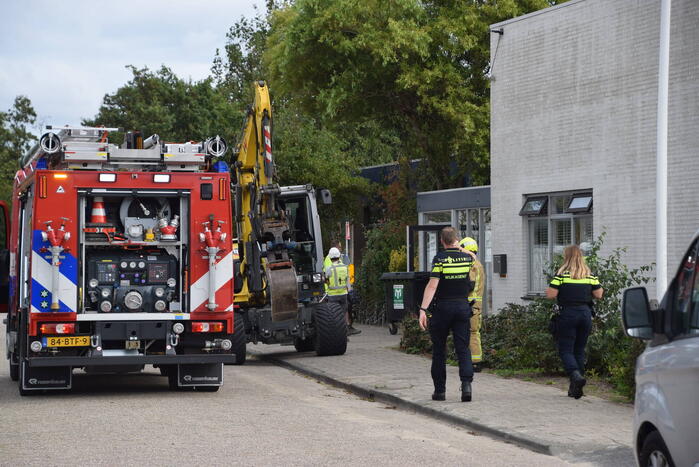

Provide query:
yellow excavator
left=228, top=81, right=347, bottom=364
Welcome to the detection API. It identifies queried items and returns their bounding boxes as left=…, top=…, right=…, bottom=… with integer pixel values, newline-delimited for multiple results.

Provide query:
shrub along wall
left=400, top=234, right=653, bottom=400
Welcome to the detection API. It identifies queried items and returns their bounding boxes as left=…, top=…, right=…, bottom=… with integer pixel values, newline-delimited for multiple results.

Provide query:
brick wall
left=490, top=0, right=699, bottom=311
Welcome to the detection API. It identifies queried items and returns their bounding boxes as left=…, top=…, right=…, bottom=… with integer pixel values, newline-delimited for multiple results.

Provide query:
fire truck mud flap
left=21, top=363, right=71, bottom=392
left=171, top=363, right=222, bottom=389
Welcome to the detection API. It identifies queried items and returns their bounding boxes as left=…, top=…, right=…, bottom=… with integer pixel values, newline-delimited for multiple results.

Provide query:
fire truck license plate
left=46, top=336, right=91, bottom=347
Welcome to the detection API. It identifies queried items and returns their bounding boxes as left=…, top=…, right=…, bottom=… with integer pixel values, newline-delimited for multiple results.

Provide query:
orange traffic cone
left=91, top=197, right=107, bottom=223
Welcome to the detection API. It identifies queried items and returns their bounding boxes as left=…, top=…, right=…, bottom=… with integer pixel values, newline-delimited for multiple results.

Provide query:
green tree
left=0, top=96, right=37, bottom=204
left=0, top=95, right=36, bottom=246
left=265, top=0, right=565, bottom=189
left=212, top=6, right=397, bottom=238
left=83, top=66, right=239, bottom=146
left=212, top=13, right=270, bottom=107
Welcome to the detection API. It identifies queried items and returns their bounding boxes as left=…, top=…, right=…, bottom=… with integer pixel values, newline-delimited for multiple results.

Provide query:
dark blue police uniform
left=549, top=272, right=601, bottom=376
left=428, top=248, right=474, bottom=393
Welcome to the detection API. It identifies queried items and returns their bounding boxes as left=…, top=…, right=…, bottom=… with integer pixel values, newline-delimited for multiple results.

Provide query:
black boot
left=461, top=382, right=472, bottom=402
left=432, top=391, right=445, bottom=401
left=569, top=370, right=586, bottom=400
left=567, top=384, right=585, bottom=398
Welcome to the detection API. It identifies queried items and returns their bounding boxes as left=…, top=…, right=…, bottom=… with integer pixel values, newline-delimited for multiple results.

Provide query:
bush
left=389, top=246, right=407, bottom=272
left=400, top=232, right=653, bottom=399
left=400, top=314, right=432, bottom=355
left=354, top=220, right=404, bottom=324
left=481, top=300, right=561, bottom=373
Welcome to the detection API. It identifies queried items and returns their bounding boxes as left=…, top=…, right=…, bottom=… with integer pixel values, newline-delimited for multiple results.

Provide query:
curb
left=252, top=351, right=553, bottom=457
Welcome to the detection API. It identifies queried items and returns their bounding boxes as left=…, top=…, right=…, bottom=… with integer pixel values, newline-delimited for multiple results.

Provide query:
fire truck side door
left=0, top=200, right=9, bottom=312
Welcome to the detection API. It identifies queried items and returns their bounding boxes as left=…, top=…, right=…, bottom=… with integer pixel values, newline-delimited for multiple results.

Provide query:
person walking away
left=459, top=237, right=484, bottom=372
left=325, top=247, right=358, bottom=336
left=546, top=245, right=603, bottom=399
left=418, top=227, right=475, bottom=402
left=324, top=242, right=359, bottom=335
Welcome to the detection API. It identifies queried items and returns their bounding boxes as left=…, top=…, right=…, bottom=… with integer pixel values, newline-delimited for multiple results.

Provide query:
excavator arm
left=233, top=81, right=298, bottom=321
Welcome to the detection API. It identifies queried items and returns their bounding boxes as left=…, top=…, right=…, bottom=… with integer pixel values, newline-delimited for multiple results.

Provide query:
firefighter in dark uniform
left=418, top=227, right=475, bottom=402
left=546, top=245, right=604, bottom=399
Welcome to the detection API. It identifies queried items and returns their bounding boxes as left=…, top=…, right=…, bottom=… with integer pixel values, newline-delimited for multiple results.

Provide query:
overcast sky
left=0, top=0, right=265, bottom=133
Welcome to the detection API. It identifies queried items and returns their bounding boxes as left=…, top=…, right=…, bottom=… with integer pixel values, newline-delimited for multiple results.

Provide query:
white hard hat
left=329, top=247, right=341, bottom=259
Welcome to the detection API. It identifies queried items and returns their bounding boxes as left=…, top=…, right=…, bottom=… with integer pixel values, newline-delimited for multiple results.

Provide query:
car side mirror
left=318, top=189, right=332, bottom=205
left=621, top=287, right=654, bottom=340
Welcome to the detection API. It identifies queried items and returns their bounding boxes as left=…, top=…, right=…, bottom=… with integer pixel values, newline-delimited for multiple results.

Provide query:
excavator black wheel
left=314, top=302, right=347, bottom=356
left=226, top=312, right=247, bottom=365
left=294, top=336, right=315, bottom=352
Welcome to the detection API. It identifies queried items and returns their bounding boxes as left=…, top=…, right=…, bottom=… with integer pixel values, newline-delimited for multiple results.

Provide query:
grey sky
left=0, top=0, right=265, bottom=132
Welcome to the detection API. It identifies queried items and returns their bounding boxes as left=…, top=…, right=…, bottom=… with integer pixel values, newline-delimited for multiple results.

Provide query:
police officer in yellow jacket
left=459, top=237, right=484, bottom=372
left=418, top=227, right=475, bottom=402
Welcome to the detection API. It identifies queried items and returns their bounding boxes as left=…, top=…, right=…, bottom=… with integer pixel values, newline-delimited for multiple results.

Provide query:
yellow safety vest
left=326, top=263, right=349, bottom=296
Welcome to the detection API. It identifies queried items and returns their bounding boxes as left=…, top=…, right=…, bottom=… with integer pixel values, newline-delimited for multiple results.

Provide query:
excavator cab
left=279, top=185, right=326, bottom=303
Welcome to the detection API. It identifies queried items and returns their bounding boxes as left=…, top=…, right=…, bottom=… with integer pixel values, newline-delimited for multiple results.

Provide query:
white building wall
left=490, top=0, right=699, bottom=311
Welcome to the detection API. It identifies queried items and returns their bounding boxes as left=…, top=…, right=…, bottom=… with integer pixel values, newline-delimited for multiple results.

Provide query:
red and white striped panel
left=190, top=250, right=234, bottom=313
left=263, top=125, right=272, bottom=163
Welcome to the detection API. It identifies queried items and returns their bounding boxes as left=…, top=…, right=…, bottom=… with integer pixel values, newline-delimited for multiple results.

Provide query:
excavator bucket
left=266, top=266, right=299, bottom=321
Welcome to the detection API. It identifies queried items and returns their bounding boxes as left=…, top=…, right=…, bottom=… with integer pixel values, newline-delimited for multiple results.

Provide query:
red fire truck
left=2, top=126, right=238, bottom=394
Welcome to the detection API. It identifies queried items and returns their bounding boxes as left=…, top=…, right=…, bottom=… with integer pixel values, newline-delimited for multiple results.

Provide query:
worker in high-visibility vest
left=324, top=242, right=359, bottom=334
left=459, top=237, right=484, bottom=372
left=325, top=247, right=360, bottom=335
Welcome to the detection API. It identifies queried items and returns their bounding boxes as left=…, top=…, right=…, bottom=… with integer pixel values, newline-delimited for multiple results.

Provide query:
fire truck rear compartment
left=79, top=190, right=185, bottom=314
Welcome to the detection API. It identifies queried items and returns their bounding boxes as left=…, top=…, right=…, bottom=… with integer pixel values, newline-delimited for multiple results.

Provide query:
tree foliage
left=0, top=96, right=37, bottom=204
left=210, top=7, right=396, bottom=239
left=264, top=0, right=565, bottom=189
left=0, top=96, right=36, bottom=245
left=83, top=66, right=239, bottom=146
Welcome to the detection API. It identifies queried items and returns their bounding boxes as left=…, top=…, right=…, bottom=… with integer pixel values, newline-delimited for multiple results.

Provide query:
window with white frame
left=520, top=191, right=593, bottom=294
left=422, top=211, right=451, bottom=270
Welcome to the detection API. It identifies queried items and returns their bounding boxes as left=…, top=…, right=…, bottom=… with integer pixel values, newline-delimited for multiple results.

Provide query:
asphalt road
left=0, top=331, right=571, bottom=466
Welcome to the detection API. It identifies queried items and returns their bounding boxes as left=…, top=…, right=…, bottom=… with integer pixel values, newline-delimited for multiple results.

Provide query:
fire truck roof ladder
left=21, top=125, right=227, bottom=173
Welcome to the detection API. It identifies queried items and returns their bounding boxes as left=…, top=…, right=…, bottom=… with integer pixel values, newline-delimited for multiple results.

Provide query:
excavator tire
left=314, top=302, right=347, bottom=356
left=294, top=336, right=315, bottom=352
left=228, top=312, right=247, bottom=365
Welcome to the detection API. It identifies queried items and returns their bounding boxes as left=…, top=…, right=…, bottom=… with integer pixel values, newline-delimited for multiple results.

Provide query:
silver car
left=622, top=230, right=699, bottom=467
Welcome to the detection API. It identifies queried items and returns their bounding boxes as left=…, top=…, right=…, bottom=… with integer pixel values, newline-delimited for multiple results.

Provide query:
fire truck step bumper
left=27, top=353, right=237, bottom=367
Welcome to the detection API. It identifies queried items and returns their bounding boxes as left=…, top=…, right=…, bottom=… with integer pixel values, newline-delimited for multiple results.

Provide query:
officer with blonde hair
left=546, top=245, right=603, bottom=399
left=459, top=236, right=484, bottom=372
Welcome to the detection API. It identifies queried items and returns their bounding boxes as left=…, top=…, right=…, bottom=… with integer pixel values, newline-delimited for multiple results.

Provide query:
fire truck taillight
left=53, top=173, right=68, bottom=179
left=99, top=173, right=116, bottom=183
left=40, top=323, right=76, bottom=334
left=191, top=322, right=224, bottom=333
left=153, top=174, right=170, bottom=183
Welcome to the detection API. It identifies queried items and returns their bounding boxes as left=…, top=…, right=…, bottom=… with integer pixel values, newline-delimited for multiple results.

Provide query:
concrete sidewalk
left=249, top=324, right=635, bottom=466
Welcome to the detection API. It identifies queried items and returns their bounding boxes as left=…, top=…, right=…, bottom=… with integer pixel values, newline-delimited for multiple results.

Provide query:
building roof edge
left=490, top=0, right=588, bottom=30
left=417, top=185, right=491, bottom=196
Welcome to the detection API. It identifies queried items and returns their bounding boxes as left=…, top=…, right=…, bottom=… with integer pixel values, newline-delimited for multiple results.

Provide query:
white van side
left=621, top=230, right=699, bottom=467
